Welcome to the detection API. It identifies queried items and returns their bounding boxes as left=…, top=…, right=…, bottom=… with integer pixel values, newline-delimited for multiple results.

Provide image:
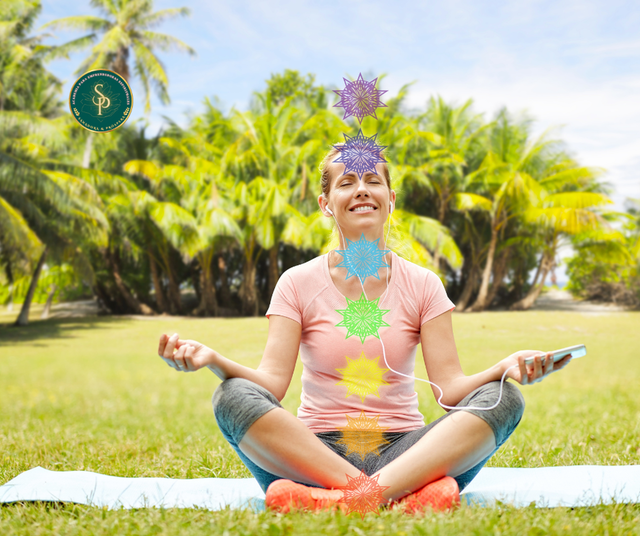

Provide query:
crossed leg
left=237, top=405, right=495, bottom=504
left=212, top=377, right=521, bottom=504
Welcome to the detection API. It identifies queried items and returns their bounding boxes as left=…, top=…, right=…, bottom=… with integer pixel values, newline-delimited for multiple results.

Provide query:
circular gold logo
left=69, top=70, right=133, bottom=132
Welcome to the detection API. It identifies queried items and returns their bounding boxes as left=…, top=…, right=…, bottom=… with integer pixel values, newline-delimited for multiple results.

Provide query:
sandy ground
left=529, top=289, right=628, bottom=313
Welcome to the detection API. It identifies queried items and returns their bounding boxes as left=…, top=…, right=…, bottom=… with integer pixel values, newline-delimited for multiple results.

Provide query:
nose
left=354, top=178, right=371, bottom=197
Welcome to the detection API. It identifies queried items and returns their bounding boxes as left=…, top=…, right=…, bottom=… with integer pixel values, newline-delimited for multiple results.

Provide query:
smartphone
left=524, top=344, right=587, bottom=365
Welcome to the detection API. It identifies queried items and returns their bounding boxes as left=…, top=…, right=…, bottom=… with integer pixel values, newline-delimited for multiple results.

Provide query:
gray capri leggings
left=212, top=378, right=525, bottom=493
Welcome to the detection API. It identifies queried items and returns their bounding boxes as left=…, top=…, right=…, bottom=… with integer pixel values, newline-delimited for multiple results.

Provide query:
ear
left=318, top=194, right=332, bottom=217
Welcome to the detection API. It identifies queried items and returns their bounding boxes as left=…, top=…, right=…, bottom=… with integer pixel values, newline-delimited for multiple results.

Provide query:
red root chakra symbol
left=342, top=471, right=389, bottom=518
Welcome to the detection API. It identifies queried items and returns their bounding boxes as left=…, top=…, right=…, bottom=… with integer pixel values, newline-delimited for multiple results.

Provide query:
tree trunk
left=267, top=246, right=279, bottom=300
left=166, top=265, right=183, bottom=315
left=14, top=247, right=47, bottom=326
left=104, top=248, right=155, bottom=315
left=41, top=284, right=57, bottom=319
left=240, top=259, right=258, bottom=316
left=217, top=254, right=233, bottom=309
left=456, top=264, right=478, bottom=312
left=528, top=254, right=544, bottom=291
left=469, top=224, right=498, bottom=312
left=93, top=281, right=121, bottom=313
left=484, top=250, right=510, bottom=309
left=82, top=133, right=94, bottom=169
left=510, top=251, right=553, bottom=310
left=193, top=253, right=218, bottom=316
left=149, top=251, right=169, bottom=313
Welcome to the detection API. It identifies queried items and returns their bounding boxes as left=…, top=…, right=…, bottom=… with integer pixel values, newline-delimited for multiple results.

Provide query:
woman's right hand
left=158, top=333, right=214, bottom=372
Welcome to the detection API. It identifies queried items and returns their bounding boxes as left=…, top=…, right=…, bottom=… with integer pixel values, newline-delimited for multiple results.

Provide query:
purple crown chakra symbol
left=333, top=74, right=388, bottom=124
left=333, top=129, right=387, bottom=180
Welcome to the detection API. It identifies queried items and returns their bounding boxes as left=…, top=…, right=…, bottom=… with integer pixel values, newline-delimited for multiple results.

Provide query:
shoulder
left=280, top=255, right=325, bottom=282
left=393, top=254, right=441, bottom=286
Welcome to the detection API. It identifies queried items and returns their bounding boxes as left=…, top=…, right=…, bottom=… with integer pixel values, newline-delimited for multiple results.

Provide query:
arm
left=158, top=314, right=301, bottom=402
left=420, top=310, right=571, bottom=408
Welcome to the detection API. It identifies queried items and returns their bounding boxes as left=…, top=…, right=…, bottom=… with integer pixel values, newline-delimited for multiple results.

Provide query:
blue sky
left=38, top=0, right=640, bottom=214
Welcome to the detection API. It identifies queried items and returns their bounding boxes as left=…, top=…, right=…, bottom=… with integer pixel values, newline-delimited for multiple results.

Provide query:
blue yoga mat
left=1, top=466, right=639, bottom=510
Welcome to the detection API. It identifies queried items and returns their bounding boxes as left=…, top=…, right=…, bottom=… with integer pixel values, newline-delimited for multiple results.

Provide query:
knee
left=476, top=380, right=524, bottom=412
left=211, top=377, right=254, bottom=421
left=501, top=381, right=525, bottom=423
left=211, top=377, right=280, bottom=437
left=484, top=380, right=525, bottom=446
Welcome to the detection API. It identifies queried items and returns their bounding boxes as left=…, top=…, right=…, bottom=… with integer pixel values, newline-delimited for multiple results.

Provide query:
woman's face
left=319, top=161, right=396, bottom=236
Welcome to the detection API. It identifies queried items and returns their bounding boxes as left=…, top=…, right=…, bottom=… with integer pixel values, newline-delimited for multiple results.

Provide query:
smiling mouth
left=350, top=206, right=377, bottom=212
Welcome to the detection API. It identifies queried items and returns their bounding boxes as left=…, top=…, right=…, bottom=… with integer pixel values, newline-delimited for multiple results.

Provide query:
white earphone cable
left=327, top=202, right=515, bottom=412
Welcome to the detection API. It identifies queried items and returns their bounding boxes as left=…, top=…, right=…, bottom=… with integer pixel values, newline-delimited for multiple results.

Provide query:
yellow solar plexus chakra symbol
left=337, top=411, right=390, bottom=460
left=336, top=352, right=389, bottom=402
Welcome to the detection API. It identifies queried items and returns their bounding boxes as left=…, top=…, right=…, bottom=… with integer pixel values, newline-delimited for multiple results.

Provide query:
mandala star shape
left=342, top=471, right=390, bottom=518
left=337, top=411, right=390, bottom=461
left=336, top=234, right=390, bottom=283
left=336, top=352, right=389, bottom=402
left=332, top=129, right=387, bottom=180
left=333, top=73, right=388, bottom=124
left=335, top=293, right=390, bottom=343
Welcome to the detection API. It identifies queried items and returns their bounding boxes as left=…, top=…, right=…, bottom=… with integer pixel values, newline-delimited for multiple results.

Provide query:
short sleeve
left=265, top=270, right=302, bottom=325
left=419, top=270, right=456, bottom=325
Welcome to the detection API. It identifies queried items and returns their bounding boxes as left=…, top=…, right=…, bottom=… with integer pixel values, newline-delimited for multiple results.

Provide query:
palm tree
left=394, top=97, right=489, bottom=276
left=465, top=110, right=549, bottom=311
left=0, top=0, right=58, bottom=113
left=44, top=0, right=194, bottom=113
left=511, top=178, right=613, bottom=310
left=43, top=0, right=195, bottom=166
left=125, top=130, right=241, bottom=316
left=1, top=4, right=110, bottom=325
left=224, top=94, right=337, bottom=313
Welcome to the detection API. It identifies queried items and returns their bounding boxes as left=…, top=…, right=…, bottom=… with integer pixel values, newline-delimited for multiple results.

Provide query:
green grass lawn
left=1, top=309, right=639, bottom=535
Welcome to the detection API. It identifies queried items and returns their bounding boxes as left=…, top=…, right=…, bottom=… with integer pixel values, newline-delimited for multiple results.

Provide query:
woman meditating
left=157, top=147, right=572, bottom=513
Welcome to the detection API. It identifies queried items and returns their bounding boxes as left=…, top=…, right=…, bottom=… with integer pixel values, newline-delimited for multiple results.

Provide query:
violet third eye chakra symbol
left=333, top=130, right=387, bottom=181
left=333, top=73, right=388, bottom=124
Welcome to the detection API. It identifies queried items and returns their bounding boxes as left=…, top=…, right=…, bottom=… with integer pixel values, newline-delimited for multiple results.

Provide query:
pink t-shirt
left=265, top=252, right=455, bottom=433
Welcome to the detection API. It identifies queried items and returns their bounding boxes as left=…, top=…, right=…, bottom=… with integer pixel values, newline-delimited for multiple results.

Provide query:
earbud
left=326, top=207, right=334, bottom=216
left=389, top=201, right=394, bottom=214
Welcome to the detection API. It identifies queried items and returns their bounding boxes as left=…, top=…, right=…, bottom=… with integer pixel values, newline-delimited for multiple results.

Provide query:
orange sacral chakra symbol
left=337, top=411, right=390, bottom=460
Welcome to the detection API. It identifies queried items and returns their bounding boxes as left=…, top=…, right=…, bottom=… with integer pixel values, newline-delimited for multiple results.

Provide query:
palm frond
left=451, top=192, right=492, bottom=212
left=131, top=39, right=169, bottom=105
left=543, top=192, right=612, bottom=210
left=0, top=194, right=42, bottom=260
left=140, top=7, right=191, bottom=28
left=138, top=30, right=195, bottom=55
left=41, top=15, right=111, bottom=32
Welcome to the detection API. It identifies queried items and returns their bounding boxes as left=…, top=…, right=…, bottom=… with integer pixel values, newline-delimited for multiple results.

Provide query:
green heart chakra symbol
left=69, top=70, right=133, bottom=133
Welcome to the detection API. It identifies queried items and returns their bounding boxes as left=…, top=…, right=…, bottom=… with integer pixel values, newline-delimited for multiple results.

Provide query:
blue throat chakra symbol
left=336, top=234, right=390, bottom=282
left=333, top=130, right=387, bottom=180
left=333, top=73, right=388, bottom=124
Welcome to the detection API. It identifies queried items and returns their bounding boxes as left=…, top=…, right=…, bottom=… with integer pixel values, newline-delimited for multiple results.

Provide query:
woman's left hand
left=499, top=350, right=572, bottom=386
